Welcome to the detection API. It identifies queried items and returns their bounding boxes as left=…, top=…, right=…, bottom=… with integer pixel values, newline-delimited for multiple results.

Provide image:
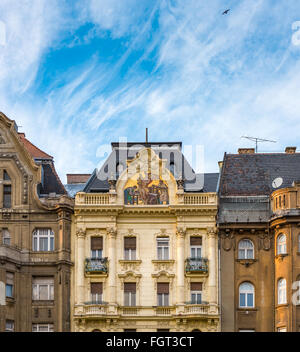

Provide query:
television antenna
left=241, top=136, right=277, bottom=153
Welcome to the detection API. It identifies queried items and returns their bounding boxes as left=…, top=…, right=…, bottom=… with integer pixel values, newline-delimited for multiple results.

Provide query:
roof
left=66, top=174, right=91, bottom=184
left=219, top=152, right=300, bottom=197
left=18, top=133, right=53, bottom=160
left=39, top=163, right=67, bottom=196
left=83, top=142, right=217, bottom=193
left=64, top=183, right=86, bottom=198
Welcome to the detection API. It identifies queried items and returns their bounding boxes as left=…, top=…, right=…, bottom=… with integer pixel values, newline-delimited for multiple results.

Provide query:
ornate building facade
left=70, top=142, right=220, bottom=332
left=218, top=147, right=300, bottom=332
left=0, top=112, right=73, bottom=332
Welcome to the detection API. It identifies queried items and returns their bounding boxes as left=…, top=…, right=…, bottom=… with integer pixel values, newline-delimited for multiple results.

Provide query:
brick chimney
left=285, top=147, right=296, bottom=154
left=238, top=148, right=255, bottom=154
left=66, top=174, right=91, bottom=184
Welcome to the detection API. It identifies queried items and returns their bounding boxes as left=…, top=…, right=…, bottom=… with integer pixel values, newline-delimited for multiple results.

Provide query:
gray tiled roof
left=219, top=153, right=300, bottom=196
left=64, top=183, right=86, bottom=198
left=84, top=142, right=212, bottom=193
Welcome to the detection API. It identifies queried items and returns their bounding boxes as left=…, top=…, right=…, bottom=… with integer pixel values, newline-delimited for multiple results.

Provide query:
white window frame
left=32, top=278, right=54, bottom=301
left=157, top=293, right=169, bottom=307
left=2, top=228, right=10, bottom=246
left=157, top=238, right=169, bottom=260
left=239, top=282, right=255, bottom=308
left=91, top=292, right=103, bottom=303
left=5, top=320, right=14, bottom=332
left=32, top=324, right=54, bottom=332
left=91, top=249, right=102, bottom=259
left=278, top=278, right=287, bottom=305
left=124, top=248, right=136, bottom=260
left=124, top=291, right=136, bottom=307
left=191, top=290, right=202, bottom=304
left=277, top=234, right=287, bottom=255
left=33, top=229, right=54, bottom=252
left=238, top=239, right=254, bottom=259
left=190, top=246, right=202, bottom=259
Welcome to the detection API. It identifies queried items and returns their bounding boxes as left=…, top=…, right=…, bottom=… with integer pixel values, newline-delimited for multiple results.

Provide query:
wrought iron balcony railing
left=85, top=257, right=108, bottom=273
left=185, top=257, right=208, bottom=273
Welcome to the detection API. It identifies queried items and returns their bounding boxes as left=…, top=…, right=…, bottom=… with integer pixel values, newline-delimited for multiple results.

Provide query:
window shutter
left=91, top=282, right=103, bottom=294
left=91, top=237, right=103, bottom=250
left=191, top=282, right=202, bottom=291
left=124, top=283, right=136, bottom=293
left=190, top=237, right=202, bottom=246
left=157, top=283, right=169, bottom=294
left=124, top=237, right=136, bottom=250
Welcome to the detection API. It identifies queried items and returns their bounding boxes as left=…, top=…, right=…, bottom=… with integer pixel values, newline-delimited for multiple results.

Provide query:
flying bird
left=222, top=9, right=230, bottom=15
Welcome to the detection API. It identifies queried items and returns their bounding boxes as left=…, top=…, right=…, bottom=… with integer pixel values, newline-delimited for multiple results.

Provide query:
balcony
left=185, top=257, right=208, bottom=274
left=184, top=302, right=209, bottom=315
left=76, top=302, right=108, bottom=317
left=85, top=258, right=108, bottom=274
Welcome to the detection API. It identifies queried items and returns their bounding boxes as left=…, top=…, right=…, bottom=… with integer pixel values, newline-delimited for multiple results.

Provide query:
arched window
left=278, top=278, right=287, bottom=304
left=2, top=229, right=10, bottom=246
left=239, top=282, right=255, bottom=308
left=238, top=239, right=254, bottom=259
left=277, top=234, right=287, bottom=255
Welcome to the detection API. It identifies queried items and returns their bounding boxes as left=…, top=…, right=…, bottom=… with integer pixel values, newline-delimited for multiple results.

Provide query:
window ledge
left=119, top=260, right=142, bottom=264
left=152, top=260, right=175, bottom=264
left=236, top=259, right=257, bottom=266
left=276, top=303, right=288, bottom=308
left=32, top=300, right=55, bottom=306
left=6, top=297, right=15, bottom=304
left=275, top=254, right=288, bottom=260
left=237, top=307, right=257, bottom=312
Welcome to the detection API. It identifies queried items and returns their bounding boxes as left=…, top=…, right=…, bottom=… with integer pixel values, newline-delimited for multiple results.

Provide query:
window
left=6, top=272, right=14, bottom=298
left=190, top=237, right=202, bottom=258
left=157, top=283, right=169, bottom=306
left=191, top=282, right=202, bottom=304
left=91, top=237, right=103, bottom=259
left=124, top=283, right=136, bottom=306
left=5, top=320, right=14, bottom=332
left=277, top=327, right=287, bottom=332
left=238, top=239, right=254, bottom=259
left=33, top=229, right=54, bottom=252
left=3, top=170, right=11, bottom=181
left=277, top=234, right=287, bottom=255
left=32, top=277, right=54, bottom=301
left=124, top=237, right=136, bottom=260
left=239, top=282, right=255, bottom=308
left=2, top=228, right=10, bottom=246
left=91, top=282, right=103, bottom=303
left=3, top=185, right=11, bottom=208
left=32, top=324, right=54, bottom=332
left=157, top=238, right=169, bottom=260
left=278, top=278, right=287, bottom=305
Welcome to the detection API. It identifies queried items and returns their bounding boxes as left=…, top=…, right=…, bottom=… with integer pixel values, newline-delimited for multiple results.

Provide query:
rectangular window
left=2, top=228, right=10, bottom=246
left=32, top=324, right=54, bottom=332
left=191, top=282, right=202, bottom=304
left=124, top=283, right=136, bottom=306
left=157, top=238, right=169, bottom=260
left=277, top=327, right=287, bottom=332
left=33, top=229, right=54, bottom=252
left=91, top=237, right=103, bottom=258
left=32, top=277, right=54, bottom=301
left=5, top=320, right=14, bottom=332
left=124, top=237, right=136, bottom=260
left=3, top=185, right=11, bottom=208
left=157, top=283, right=169, bottom=306
left=6, top=272, right=14, bottom=298
left=190, top=237, right=202, bottom=258
left=91, top=282, right=103, bottom=303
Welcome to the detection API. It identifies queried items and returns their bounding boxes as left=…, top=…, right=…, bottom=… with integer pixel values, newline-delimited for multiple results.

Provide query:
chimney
left=285, top=147, right=296, bottom=154
left=238, top=148, right=255, bottom=154
left=66, top=174, right=91, bottom=184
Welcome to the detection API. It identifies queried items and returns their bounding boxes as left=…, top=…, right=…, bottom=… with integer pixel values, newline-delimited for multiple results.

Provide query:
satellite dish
left=272, top=177, right=283, bottom=189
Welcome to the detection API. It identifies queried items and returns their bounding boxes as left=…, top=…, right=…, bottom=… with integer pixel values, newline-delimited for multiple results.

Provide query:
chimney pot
left=238, top=148, right=255, bottom=154
left=285, top=147, right=296, bottom=154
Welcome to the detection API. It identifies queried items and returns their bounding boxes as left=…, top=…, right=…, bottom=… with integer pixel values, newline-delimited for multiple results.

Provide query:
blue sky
left=1, top=0, right=300, bottom=183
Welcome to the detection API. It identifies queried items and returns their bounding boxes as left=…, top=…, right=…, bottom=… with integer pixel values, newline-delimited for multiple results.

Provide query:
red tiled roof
left=66, top=174, right=91, bottom=184
left=18, top=133, right=53, bottom=160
